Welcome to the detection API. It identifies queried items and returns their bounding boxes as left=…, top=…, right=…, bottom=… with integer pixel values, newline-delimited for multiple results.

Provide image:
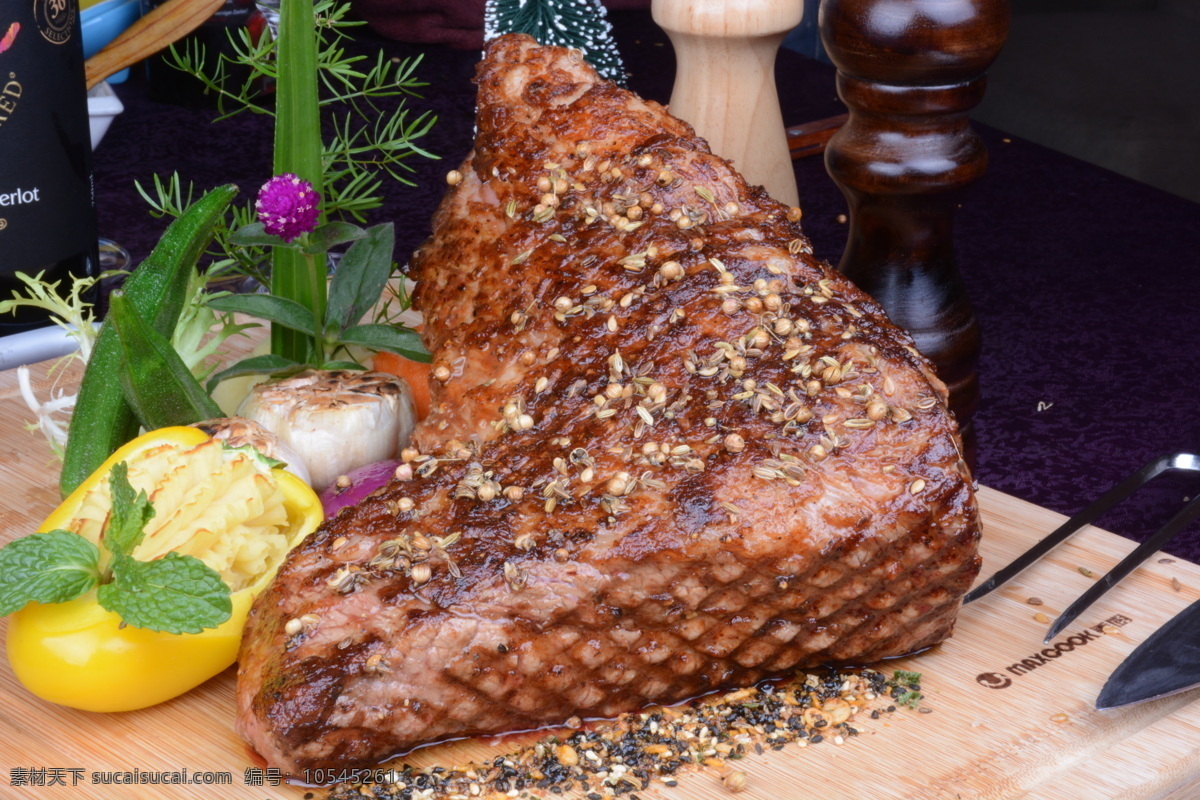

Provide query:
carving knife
left=1096, top=596, right=1200, bottom=709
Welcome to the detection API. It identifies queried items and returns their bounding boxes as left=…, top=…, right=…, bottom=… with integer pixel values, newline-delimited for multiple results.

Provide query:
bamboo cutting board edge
left=1, top=362, right=1199, bottom=799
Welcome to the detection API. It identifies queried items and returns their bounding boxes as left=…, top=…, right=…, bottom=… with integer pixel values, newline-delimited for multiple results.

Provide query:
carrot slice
left=372, top=351, right=433, bottom=421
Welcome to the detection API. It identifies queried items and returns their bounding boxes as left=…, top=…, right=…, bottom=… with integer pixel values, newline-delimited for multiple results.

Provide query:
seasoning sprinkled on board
left=326, top=669, right=931, bottom=800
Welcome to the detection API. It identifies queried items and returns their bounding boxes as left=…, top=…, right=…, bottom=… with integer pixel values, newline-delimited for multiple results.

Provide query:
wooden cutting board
left=2, top=359, right=1198, bottom=800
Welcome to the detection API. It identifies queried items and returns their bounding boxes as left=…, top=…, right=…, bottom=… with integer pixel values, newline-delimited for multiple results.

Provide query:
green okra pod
left=108, top=293, right=223, bottom=431
left=59, top=184, right=238, bottom=497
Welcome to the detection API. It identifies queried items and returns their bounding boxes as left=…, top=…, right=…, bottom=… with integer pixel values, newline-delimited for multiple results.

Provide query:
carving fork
left=965, top=453, right=1200, bottom=644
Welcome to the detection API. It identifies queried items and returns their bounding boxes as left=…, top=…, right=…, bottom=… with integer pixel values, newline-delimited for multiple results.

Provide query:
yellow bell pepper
left=5, top=426, right=323, bottom=712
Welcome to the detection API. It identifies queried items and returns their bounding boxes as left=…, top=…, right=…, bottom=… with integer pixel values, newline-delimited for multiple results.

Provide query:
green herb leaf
left=336, top=323, right=430, bottom=362
left=893, top=670, right=922, bottom=686
left=207, top=293, right=319, bottom=338
left=302, top=221, right=367, bottom=255
left=99, top=552, right=232, bottom=634
left=172, top=270, right=261, bottom=381
left=205, top=353, right=301, bottom=392
left=0, top=270, right=103, bottom=360
left=896, top=689, right=923, bottom=709
left=324, top=223, right=395, bottom=335
left=319, top=359, right=367, bottom=371
left=227, top=222, right=289, bottom=248
left=218, top=440, right=286, bottom=471
left=0, top=532, right=101, bottom=616
left=103, top=462, right=156, bottom=557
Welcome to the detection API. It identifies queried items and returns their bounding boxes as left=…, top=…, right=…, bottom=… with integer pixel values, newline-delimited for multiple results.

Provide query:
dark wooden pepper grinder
left=819, top=0, right=1009, bottom=465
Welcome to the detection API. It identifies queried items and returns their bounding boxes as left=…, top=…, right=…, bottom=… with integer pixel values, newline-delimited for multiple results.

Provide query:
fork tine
left=964, top=453, right=1180, bottom=604
left=1044, top=489, right=1200, bottom=642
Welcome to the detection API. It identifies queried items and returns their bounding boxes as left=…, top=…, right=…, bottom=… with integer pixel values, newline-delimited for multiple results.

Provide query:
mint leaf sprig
left=103, top=461, right=156, bottom=559
left=99, top=551, right=231, bottom=635
left=0, top=464, right=232, bottom=635
left=0, top=533, right=101, bottom=616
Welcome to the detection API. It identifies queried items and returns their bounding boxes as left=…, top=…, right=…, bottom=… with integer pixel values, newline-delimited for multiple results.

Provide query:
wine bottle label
left=0, top=0, right=95, bottom=272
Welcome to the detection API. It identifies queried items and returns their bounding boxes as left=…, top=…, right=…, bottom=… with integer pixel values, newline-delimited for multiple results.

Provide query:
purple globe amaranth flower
left=256, top=173, right=320, bottom=243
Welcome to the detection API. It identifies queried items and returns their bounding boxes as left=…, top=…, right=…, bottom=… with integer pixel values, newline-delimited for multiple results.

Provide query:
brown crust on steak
left=236, top=34, right=981, bottom=773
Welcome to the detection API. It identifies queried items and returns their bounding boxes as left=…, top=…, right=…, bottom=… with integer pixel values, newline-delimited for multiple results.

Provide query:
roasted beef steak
left=236, top=34, right=981, bottom=772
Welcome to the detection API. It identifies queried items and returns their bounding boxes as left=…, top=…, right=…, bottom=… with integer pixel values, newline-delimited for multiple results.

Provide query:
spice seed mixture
left=326, top=669, right=926, bottom=800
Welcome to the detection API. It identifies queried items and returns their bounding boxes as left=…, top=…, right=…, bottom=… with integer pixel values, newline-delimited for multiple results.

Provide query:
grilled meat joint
left=237, top=34, right=981, bottom=773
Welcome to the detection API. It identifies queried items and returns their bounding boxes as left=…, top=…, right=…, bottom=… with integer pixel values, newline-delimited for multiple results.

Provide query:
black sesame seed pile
left=326, top=669, right=925, bottom=800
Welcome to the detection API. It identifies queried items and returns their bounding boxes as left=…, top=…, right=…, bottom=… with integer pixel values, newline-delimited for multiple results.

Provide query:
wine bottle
left=0, top=0, right=99, bottom=333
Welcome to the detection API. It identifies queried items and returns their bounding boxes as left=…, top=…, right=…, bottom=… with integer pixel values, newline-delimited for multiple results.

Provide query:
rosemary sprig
left=159, top=0, right=437, bottom=221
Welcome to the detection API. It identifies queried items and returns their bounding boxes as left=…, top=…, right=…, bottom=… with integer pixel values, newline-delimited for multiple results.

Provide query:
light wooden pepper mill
left=652, top=0, right=803, bottom=207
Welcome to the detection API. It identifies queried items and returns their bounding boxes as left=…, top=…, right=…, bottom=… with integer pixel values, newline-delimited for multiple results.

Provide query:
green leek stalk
left=271, top=0, right=326, bottom=362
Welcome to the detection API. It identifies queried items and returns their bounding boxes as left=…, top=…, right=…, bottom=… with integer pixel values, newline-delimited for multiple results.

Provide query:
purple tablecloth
left=94, top=10, right=1200, bottom=562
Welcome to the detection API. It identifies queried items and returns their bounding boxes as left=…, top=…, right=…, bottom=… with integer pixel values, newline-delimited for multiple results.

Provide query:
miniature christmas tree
left=484, top=0, right=626, bottom=85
